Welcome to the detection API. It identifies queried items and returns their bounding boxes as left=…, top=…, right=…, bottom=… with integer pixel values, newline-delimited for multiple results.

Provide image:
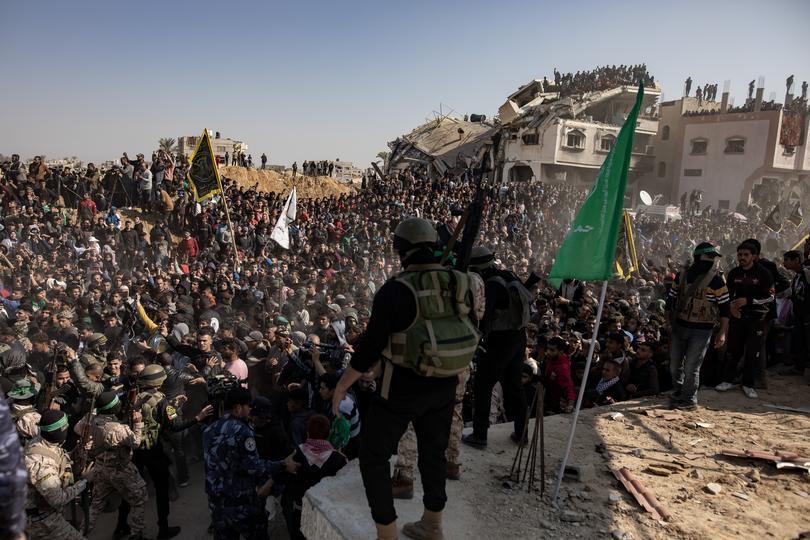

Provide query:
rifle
left=74, top=394, right=96, bottom=535
left=40, top=345, right=64, bottom=410
left=122, top=373, right=140, bottom=425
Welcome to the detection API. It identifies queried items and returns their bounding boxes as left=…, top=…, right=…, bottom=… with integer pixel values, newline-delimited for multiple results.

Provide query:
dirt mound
left=220, top=166, right=353, bottom=199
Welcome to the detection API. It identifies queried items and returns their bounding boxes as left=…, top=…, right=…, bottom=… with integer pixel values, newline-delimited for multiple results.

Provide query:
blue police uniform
left=203, top=413, right=283, bottom=540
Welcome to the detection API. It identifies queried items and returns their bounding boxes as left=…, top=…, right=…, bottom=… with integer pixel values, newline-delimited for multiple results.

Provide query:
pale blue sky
left=1, top=0, right=807, bottom=167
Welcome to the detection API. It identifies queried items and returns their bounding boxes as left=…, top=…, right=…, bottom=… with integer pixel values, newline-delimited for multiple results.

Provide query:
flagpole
left=219, top=178, right=241, bottom=271
left=552, top=279, right=609, bottom=504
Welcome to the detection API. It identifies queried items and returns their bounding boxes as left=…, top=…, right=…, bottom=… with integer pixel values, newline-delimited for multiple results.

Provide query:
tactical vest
left=487, top=273, right=532, bottom=332
left=136, top=389, right=165, bottom=450
left=675, top=266, right=719, bottom=325
left=381, top=265, right=480, bottom=394
left=91, top=415, right=133, bottom=466
left=26, top=439, right=73, bottom=510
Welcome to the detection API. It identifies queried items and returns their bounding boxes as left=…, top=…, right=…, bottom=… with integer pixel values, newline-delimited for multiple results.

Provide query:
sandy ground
left=304, top=372, right=810, bottom=540
left=220, top=166, right=354, bottom=199
left=464, top=373, right=810, bottom=540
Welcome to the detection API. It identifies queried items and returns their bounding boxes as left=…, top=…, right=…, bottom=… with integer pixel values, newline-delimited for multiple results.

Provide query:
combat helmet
left=138, top=364, right=167, bottom=388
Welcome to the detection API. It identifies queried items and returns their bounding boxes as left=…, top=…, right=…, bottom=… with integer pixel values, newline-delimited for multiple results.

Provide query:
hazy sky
left=1, top=0, right=807, bottom=167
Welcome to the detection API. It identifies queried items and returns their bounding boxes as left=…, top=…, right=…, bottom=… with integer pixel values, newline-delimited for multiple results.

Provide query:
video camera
left=206, top=372, right=242, bottom=420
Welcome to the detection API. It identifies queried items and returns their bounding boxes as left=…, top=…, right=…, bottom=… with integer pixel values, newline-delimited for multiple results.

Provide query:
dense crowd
left=1, top=148, right=808, bottom=540
left=549, top=64, right=656, bottom=97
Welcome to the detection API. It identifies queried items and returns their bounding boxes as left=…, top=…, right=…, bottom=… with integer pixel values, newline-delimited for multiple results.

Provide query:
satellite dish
left=639, top=190, right=653, bottom=205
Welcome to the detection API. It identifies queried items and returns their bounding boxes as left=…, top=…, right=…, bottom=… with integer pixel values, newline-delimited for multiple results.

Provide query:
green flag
left=548, top=83, right=645, bottom=287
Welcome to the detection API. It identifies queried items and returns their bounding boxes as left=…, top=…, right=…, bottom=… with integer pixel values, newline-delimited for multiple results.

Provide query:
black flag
left=788, top=202, right=803, bottom=227
left=186, top=129, right=222, bottom=202
left=763, top=204, right=783, bottom=232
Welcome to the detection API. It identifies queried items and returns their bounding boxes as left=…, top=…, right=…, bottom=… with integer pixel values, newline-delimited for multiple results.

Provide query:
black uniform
left=351, top=272, right=458, bottom=526
left=118, top=387, right=198, bottom=534
left=723, top=263, right=774, bottom=387
left=470, top=270, right=540, bottom=442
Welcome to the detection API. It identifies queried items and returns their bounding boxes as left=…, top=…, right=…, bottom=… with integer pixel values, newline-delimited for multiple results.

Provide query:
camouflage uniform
left=24, top=436, right=88, bottom=540
left=75, top=413, right=147, bottom=536
left=203, top=413, right=284, bottom=540
left=11, top=403, right=41, bottom=444
left=394, top=366, right=470, bottom=481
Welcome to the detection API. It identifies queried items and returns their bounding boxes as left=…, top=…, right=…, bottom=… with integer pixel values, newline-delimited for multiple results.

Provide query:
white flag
left=270, top=187, right=297, bottom=249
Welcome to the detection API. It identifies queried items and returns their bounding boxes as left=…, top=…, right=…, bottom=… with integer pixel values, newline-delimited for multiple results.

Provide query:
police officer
left=203, top=387, right=299, bottom=540
left=332, top=217, right=481, bottom=540
left=7, top=378, right=41, bottom=444
left=117, top=364, right=214, bottom=539
left=1, top=388, right=28, bottom=540
left=462, top=246, right=539, bottom=448
left=24, top=409, right=89, bottom=540
left=75, top=391, right=148, bottom=539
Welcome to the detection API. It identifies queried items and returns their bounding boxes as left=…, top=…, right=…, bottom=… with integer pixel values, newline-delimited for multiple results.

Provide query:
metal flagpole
left=552, top=279, right=609, bottom=504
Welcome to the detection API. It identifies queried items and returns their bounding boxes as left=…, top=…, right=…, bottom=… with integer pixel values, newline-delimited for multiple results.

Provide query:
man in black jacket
left=782, top=250, right=810, bottom=381
left=715, top=241, right=774, bottom=399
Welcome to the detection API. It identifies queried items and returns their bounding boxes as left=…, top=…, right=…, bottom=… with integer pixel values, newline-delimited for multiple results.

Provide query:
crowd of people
left=0, top=148, right=808, bottom=540
left=294, top=160, right=337, bottom=178
left=548, top=64, right=656, bottom=97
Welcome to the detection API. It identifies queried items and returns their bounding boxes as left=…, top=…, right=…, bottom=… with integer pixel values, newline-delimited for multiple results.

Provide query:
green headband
left=40, top=415, right=68, bottom=433
left=97, top=395, right=120, bottom=412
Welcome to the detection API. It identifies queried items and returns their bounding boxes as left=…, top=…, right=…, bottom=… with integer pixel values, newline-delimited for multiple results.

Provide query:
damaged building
left=498, top=79, right=661, bottom=191
left=385, top=116, right=498, bottom=178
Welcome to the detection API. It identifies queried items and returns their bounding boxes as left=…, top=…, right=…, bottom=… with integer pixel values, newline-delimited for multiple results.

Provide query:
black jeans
left=359, top=376, right=456, bottom=525
left=723, top=318, right=766, bottom=388
left=119, top=444, right=171, bottom=529
left=472, top=330, right=527, bottom=440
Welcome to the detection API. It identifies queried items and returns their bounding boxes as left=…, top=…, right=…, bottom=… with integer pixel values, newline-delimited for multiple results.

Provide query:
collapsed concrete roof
left=501, top=84, right=661, bottom=129
left=387, top=116, right=497, bottom=177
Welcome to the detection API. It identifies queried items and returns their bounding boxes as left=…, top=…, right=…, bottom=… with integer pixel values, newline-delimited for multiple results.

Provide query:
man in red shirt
left=178, top=231, right=199, bottom=262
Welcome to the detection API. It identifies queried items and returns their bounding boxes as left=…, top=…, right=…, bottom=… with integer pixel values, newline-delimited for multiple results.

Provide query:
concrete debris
left=720, top=448, right=810, bottom=471
left=644, top=466, right=673, bottom=477
left=609, top=491, right=623, bottom=503
left=795, top=491, right=809, bottom=498
left=706, top=483, right=723, bottom=495
left=689, top=469, right=702, bottom=479
left=645, top=409, right=683, bottom=421
left=631, top=449, right=645, bottom=458
left=560, top=510, right=586, bottom=522
left=609, top=412, right=625, bottom=421
left=695, top=422, right=714, bottom=429
left=731, top=492, right=750, bottom=501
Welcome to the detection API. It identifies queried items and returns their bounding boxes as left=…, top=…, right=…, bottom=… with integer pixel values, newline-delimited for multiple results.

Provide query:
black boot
left=113, top=524, right=131, bottom=540
left=157, top=526, right=181, bottom=539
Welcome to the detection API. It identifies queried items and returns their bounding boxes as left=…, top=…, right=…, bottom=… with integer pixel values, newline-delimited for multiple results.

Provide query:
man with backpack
left=330, top=217, right=482, bottom=540
left=462, top=246, right=540, bottom=449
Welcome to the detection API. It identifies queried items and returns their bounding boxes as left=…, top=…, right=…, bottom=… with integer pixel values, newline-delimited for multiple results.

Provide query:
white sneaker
left=742, top=386, right=758, bottom=399
left=715, top=382, right=735, bottom=392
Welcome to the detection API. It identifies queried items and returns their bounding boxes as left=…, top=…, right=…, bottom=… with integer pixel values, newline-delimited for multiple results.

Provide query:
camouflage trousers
left=89, top=462, right=147, bottom=535
left=394, top=367, right=469, bottom=481
left=27, top=509, right=85, bottom=540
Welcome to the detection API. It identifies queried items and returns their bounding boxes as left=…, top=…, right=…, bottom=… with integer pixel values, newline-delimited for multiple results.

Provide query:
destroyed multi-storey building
left=497, top=79, right=660, bottom=196
left=385, top=116, right=498, bottom=178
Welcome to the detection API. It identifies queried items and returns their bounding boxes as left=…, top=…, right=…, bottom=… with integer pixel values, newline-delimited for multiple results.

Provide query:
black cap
left=250, top=396, right=273, bottom=419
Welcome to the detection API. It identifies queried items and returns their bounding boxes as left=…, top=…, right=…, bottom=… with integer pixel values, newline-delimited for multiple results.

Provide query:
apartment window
left=784, top=145, right=796, bottom=155
left=718, top=199, right=730, bottom=210
left=521, top=133, right=539, bottom=145
left=216, top=146, right=227, bottom=153
left=690, top=138, right=708, bottom=155
left=661, top=125, right=670, bottom=141
left=725, top=137, right=746, bottom=154
left=565, top=129, right=585, bottom=149
left=657, top=161, right=666, bottom=178
left=600, top=135, right=616, bottom=152
left=683, top=168, right=703, bottom=177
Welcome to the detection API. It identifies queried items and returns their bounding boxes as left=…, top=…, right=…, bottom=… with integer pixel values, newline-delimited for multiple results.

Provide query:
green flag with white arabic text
left=548, top=83, right=645, bottom=287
